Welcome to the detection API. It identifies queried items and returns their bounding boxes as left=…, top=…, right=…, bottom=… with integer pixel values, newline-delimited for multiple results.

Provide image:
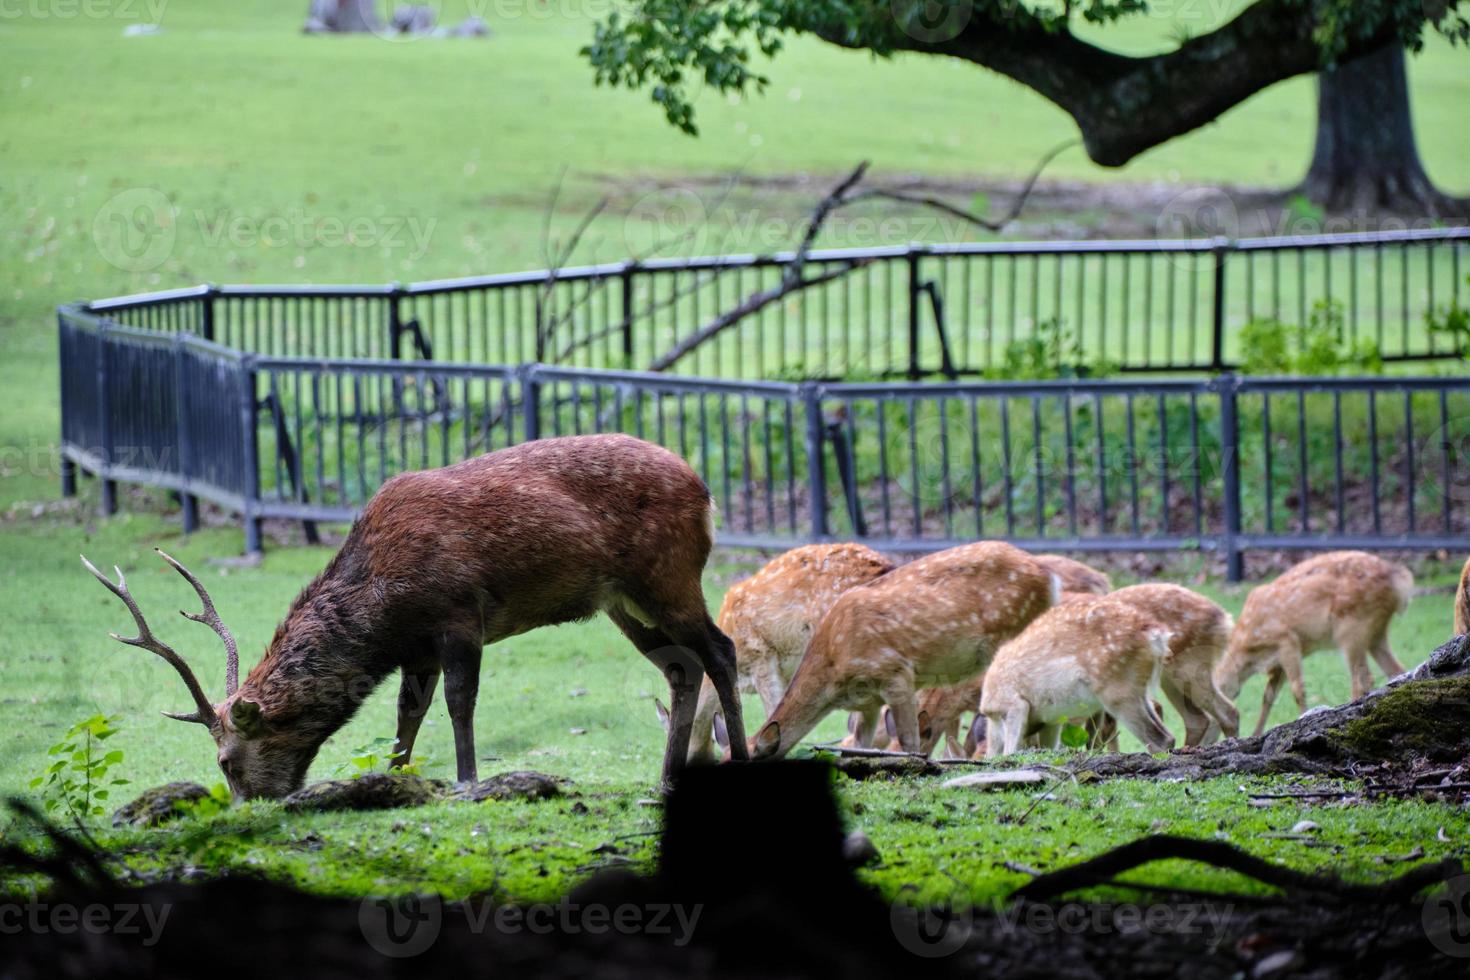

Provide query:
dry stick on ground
left=1010, top=833, right=1461, bottom=905
left=646, top=141, right=1077, bottom=372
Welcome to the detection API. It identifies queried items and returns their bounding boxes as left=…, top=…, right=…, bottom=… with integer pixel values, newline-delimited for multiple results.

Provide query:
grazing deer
left=1214, top=550, right=1413, bottom=737
left=749, top=541, right=1059, bottom=759
left=858, top=554, right=1108, bottom=757
left=1103, top=584, right=1237, bottom=746
left=83, top=434, right=748, bottom=799
left=1033, top=554, right=1112, bottom=597
left=674, top=543, right=893, bottom=761
left=980, top=596, right=1176, bottom=756
left=1455, top=556, right=1470, bottom=636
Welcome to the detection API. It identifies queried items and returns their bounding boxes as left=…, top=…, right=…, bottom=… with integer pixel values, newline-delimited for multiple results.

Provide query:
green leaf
left=1060, top=724, right=1090, bottom=749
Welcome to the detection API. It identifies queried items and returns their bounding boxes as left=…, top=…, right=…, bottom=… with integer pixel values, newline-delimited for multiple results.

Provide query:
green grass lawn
left=3, top=2, right=1470, bottom=905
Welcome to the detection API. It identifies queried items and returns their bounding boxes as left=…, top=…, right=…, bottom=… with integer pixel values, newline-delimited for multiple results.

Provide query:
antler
left=81, top=555, right=220, bottom=727
left=154, top=548, right=239, bottom=695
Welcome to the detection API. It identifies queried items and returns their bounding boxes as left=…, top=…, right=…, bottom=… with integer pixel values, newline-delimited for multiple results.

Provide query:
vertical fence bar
left=174, top=334, right=199, bottom=533
left=1211, top=237, right=1229, bottom=370
left=96, top=320, right=117, bottom=516
left=522, top=366, right=541, bottom=442
left=620, top=263, right=636, bottom=365
left=239, top=355, right=263, bottom=554
left=1217, top=373, right=1243, bottom=581
left=906, top=248, right=922, bottom=380
left=803, top=382, right=829, bottom=539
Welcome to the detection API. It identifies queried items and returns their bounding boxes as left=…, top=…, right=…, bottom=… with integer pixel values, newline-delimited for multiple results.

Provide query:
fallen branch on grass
left=1010, top=833, right=1461, bottom=905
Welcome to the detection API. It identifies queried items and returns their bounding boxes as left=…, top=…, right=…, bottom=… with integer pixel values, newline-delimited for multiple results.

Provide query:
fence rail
left=86, top=227, right=1470, bottom=379
left=59, top=303, right=1470, bottom=574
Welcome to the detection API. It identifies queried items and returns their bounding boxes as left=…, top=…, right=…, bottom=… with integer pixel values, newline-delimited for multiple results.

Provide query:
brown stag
left=84, top=434, right=747, bottom=799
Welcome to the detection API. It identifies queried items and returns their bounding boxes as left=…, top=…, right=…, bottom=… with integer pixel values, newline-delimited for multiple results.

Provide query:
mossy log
left=1079, top=634, right=1470, bottom=781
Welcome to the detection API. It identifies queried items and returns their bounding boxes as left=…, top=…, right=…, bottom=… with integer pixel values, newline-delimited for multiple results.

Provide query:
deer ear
left=230, top=698, right=266, bottom=738
left=653, top=697, right=670, bottom=731
left=712, top=712, right=729, bottom=750
left=965, top=714, right=987, bottom=756
left=881, top=705, right=896, bottom=738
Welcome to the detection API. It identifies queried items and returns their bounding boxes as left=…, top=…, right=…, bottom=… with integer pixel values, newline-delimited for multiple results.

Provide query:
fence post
left=96, top=319, right=117, bottom=516
left=802, top=382, right=829, bottom=540
left=200, top=283, right=217, bottom=343
left=1210, top=236, right=1230, bottom=372
left=620, top=262, right=636, bottom=365
left=906, top=247, right=923, bottom=380
left=239, top=355, right=263, bottom=555
left=1217, top=372, right=1243, bottom=582
left=522, top=366, right=541, bottom=443
left=388, top=283, right=405, bottom=412
left=173, top=334, right=199, bottom=534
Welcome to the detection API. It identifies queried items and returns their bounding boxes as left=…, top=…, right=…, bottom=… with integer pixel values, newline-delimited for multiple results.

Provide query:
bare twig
left=839, top=139, right=1078, bottom=233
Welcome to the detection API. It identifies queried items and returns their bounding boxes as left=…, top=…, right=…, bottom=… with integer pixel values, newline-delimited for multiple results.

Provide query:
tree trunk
left=1298, top=44, right=1466, bottom=218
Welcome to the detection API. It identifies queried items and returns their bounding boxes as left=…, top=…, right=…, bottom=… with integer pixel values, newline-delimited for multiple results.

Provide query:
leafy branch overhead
left=583, top=0, right=1469, bottom=165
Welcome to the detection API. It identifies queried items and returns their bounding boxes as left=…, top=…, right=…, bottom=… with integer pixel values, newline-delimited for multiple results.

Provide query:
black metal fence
left=60, top=316, right=1470, bottom=577
left=87, top=228, right=1470, bottom=379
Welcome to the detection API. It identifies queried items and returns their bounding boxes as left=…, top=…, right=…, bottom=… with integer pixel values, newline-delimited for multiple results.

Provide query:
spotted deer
left=83, top=434, right=748, bottom=799
left=748, top=541, right=1059, bottom=759
left=1102, top=584, right=1237, bottom=746
left=1214, top=551, right=1413, bottom=736
left=669, top=543, right=893, bottom=761
left=862, top=553, right=1109, bottom=758
left=980, top=595, right=1176, bottom=756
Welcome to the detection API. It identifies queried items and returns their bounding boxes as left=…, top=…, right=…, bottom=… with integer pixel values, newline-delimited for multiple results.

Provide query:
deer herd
left=79, top=434, right=1434, bottom=801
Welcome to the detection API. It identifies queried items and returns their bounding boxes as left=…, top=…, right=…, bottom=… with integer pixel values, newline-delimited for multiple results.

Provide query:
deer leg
left=687, top=678, right=721, bottom=763
left=1159, top=675, right=1211, bottom=748
left=695, top=617, right=748, bottom=762
left=1105, top=695, right=1175, bottom=754
left=391, top=661, right=441, bottom=769
left=606, top=607, right=706, bottom=785
left=1253, top=665, right=1286, bottom=737
left=439, top=636, right=484, bottom=784
left=882, top=683, right=922, bottom=754
left=1369, top=637, right=1407, bottom=682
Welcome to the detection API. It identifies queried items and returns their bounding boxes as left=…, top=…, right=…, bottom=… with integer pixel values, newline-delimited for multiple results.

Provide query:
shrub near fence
left=60, top=229, right=1470, bottom=578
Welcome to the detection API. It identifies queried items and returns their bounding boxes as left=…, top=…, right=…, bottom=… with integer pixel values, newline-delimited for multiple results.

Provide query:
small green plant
left=1059, top=723, right=1090, bottom=749
left=1426, top=280, right=1470, bottom=354
left=1238, top=300, right=1382, bottom=375
left=330, top=736, right=428, bottom=778
left=986, top=318, right=1116, bottom=381
left=173, top=782, right=232, bottom=820
left=29, top=715, right=129, bottom=824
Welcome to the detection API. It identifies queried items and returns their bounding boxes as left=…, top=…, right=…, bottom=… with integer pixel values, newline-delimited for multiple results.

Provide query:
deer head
left=82, top=549, right=299, bottom=801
